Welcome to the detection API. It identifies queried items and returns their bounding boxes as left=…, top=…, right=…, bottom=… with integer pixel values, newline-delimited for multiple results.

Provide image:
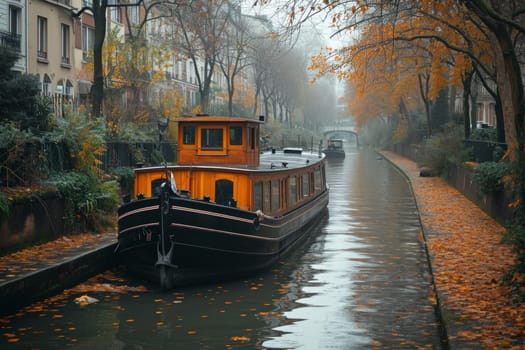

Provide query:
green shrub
left=473, top=161, right=510, bottom=194
left=109, top=166, right=135, bottom=192
left=417, top=124, right=471, bottom=176
left=47, top=171, right=120, bottom=231
left=0, top=192, right=9, bottom=219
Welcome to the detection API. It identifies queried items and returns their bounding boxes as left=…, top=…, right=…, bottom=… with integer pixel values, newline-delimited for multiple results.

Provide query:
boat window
left=253, top=181, right=262, bottom=211
left=201, top=128, right=223, bottom=149
left=281, top=179, right=287, bottom=209
left=271, top=179, right=279, bottom=211
left=183, top=126, right=195, bottom=144
left=289, top=176, right=297, bottom=206
left=151, top=178, right=165, bottom=197
left=229, top=126, right=242, bottom=145
left=264, top=181, right=271, bottom=211
left=215, top=179, right=234, bottom=206
left=314, top=168, right=322, bottom=193
left=321, top=165, right=326, bottom=190
left=303, top=173, right=310, bottom=197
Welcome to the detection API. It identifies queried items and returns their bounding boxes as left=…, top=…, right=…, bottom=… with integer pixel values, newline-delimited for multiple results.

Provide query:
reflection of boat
left=116, top=115, right=329, bottom=289
left=322, top=139, right=345, bottom=158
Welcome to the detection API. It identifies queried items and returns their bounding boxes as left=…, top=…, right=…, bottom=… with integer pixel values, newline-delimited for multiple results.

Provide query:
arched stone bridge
left=322, top=125, right=359, bottom=147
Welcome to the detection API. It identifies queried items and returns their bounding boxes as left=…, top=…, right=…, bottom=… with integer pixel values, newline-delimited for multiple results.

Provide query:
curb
left=0, top=242, right=117, bottom=316
left=378, top=150, right=451, bottom=350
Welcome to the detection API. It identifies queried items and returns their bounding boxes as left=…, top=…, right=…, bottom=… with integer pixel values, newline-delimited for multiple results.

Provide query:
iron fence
left=0, top=141, right=178, bottom=187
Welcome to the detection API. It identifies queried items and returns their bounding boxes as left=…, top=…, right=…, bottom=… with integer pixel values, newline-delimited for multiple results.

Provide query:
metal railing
left=0, top=30, right=21, bottom=52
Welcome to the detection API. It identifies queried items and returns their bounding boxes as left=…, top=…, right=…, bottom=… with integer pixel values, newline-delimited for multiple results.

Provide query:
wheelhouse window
left=247, top=127, right=257, bottom=149
left=201, top=128, right=223, bottom=149
left=183, top=126, right=195, bottom=144
left=229, top=126, right=242, bottom=145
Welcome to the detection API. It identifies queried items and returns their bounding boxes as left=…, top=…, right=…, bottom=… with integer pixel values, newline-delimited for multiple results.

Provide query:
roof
left=175, top=115, right=264, bottom=124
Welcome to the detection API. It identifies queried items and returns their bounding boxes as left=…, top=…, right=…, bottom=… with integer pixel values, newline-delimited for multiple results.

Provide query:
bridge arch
left=323, top=129, right=359, bottom=147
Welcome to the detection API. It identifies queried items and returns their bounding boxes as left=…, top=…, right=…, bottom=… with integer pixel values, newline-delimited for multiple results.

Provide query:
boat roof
left=176, top=115, right=264, bottom=124
left=135, top=149, right=325, bottom=173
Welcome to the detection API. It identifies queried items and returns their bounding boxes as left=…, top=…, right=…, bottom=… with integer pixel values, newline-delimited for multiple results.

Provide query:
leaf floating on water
left=230, top=335, right=250, bottom=342
left=74, top=295, right=99, bottom=306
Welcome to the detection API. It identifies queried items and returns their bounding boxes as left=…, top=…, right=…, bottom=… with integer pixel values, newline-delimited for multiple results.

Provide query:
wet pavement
left=0, top=148, right=464, bottom=349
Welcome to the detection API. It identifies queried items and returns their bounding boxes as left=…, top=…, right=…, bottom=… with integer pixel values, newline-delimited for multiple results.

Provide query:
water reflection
left=0, top=148, right=441, bottom=350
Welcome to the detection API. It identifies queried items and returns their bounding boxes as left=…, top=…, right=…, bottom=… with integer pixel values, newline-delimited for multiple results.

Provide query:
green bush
left=0, top=192, right=9, bottom=219
left=109, top=166, right=135, bottom=196
left=473, top=161, right=510, bottom=194
left=417, top=124, right=471, bottom=176
left=47, top=171, right=120, bottom=231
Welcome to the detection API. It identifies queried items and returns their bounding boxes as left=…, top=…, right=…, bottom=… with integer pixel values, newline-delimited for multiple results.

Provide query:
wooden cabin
left=177, top=115, right=262, bottom=167
left=132, top=115, right=326, bottom=217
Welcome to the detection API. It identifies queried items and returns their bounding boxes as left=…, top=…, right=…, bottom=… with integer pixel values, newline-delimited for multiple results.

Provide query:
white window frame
left=37, top=16, right=47, bottom=60
left=61, top=24, right=70, bottom=65
left=81, top=24, right=95, bottom=61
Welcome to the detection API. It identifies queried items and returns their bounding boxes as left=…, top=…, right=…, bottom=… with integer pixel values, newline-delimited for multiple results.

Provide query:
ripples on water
left=1, top=148, right=442, bottom=350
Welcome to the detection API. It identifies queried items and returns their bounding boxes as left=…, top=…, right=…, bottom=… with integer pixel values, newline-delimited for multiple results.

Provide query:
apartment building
left=27, top=0, right=76, bottom=115
left=0, top=0, right=26, bottom=73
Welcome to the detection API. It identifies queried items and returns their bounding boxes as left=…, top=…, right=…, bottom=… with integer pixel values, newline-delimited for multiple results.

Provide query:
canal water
left=1, top=148, right=443, bottom=349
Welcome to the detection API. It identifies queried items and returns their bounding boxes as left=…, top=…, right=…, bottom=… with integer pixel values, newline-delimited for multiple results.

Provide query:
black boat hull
left=116, top=191, right=329, bottom=288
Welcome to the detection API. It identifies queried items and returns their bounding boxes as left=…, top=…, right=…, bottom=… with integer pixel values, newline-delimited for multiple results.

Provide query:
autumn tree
left=169, top=0, right=233, bottom=113
left=73, top=0, right=184, bottom=118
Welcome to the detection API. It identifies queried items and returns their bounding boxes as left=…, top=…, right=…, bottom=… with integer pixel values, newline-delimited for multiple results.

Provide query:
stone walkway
left=381, top=150, right=525, bottom=350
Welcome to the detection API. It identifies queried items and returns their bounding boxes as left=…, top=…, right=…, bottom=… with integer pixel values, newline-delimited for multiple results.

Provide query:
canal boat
left=322, top=138, right=345, bottom=158
left=116, top=115, right=329, bottom=289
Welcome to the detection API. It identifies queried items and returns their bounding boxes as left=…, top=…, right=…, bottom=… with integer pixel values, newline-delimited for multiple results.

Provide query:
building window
left=9, top=6, right=20, bottom=35
left=42, top=74, right=52, bottom=96
left=7, top=5, right=21, bottom=52
left=37, top=17, right=47, bottom=60
left=61, top=24, right=70, bottom=65
left=128, top=6, right=139, bottom=25
left=82, top=25, right=94, bottom=61
left=110, top=0, right=122, bottom=23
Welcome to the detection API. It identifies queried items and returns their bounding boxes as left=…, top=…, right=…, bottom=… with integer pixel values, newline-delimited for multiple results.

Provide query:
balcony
left=0, top=31, right=21, bottom=52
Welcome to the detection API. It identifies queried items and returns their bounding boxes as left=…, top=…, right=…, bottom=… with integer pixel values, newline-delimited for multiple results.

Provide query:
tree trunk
left=462, top=71, right=472, bottom=139
left=92, top=0, right=107, bottom=118
left=494, top=92, right=505, bottom=143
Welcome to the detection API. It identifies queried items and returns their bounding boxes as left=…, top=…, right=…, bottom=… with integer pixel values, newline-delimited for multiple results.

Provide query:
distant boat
left=116, top=115, right=329, bottom=289
left=322, top=139, right=345, bottom=158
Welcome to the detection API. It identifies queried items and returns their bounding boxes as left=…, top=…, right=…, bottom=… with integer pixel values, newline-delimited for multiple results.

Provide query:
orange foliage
left=308, top=0, right=495, bottom=131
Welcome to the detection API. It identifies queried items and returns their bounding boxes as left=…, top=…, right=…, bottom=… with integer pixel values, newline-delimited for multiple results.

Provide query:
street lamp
left=158, top=118, right=169, bottom=143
